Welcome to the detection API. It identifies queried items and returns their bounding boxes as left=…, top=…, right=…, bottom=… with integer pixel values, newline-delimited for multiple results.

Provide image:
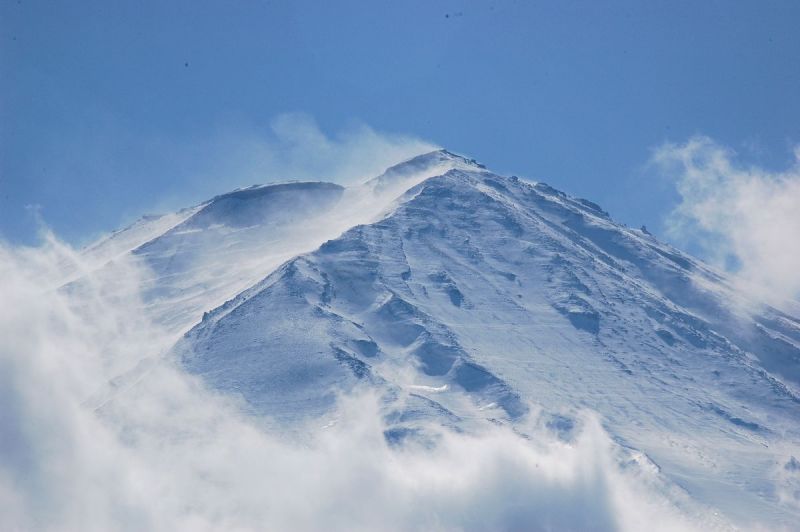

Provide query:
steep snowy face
left=75, top=150, right=487, bottom=337
left=130, top=181, right=346, bottom=333
left=180, top=165, right=800, bottom=525
left=365, top=148, right=485, bottom=194
left=69, top=181, right=345, bottom=336
left=70, top=150, right=800, bottom=525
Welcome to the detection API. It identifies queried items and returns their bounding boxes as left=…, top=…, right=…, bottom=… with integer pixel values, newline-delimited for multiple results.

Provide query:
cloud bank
left=0, top=235, right=733, bottom=532
left=654, top=136, right=800, bottom=309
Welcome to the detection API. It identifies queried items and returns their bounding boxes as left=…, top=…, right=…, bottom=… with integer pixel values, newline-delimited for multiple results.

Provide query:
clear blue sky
left=2, top=0, right=799, bottom=246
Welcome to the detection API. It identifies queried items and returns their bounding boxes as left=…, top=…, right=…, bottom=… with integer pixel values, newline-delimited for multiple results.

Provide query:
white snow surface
left=78, top=150, right=800, bottom=528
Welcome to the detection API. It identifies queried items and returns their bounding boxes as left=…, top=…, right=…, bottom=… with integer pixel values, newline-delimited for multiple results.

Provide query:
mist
left=0, top=231, right=734, bottom=531
left=654, top=136, right=800, bottom=311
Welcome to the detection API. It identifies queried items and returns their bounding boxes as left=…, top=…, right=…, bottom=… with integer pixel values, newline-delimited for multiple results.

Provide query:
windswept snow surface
left=74, top=151, right=479, bottom=337
left=5, top=150, right=799, bottom=530
left=177, top=151, right=800, bottom=528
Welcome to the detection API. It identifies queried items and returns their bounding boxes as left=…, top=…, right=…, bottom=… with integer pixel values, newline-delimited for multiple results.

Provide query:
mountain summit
left=86, top=150, right=800, bottom=527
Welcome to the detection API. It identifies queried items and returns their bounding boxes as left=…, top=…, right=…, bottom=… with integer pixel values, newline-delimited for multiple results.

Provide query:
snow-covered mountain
left=85, top=150, right=800, bottom=527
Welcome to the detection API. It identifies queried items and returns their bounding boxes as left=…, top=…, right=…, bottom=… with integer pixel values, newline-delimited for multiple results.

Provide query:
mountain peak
left=73, top=145, right=800, bottom=527
left=364, top=148, right=486, bottom=194
left=397, top=148, right=486, bottom=171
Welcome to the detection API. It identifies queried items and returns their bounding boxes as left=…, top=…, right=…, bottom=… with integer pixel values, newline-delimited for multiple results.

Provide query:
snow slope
left=81, top=150, right=800, bottom=527
left=176, top=152, right=800, bottom=527
left=76, top=151, right=479, bottom=337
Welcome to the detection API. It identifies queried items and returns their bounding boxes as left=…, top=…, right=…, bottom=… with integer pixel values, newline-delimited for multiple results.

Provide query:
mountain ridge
left=79, top=150, right=800, bottom=526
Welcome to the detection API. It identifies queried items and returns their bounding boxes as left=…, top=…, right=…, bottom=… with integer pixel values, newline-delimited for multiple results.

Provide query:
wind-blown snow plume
left=654, top=136, right=800, bottom=309
left=182, top=113, right=440, bottom=197
left=23, top=113, right=437, bottom=246
left=0, top=236, right=724, bottom=532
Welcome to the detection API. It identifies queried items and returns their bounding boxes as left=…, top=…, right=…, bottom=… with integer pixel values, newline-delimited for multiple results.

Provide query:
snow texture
left=11, top=149, right=797, bottom=530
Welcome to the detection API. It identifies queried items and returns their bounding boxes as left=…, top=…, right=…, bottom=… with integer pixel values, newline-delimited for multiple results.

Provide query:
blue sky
left=2, top=0, right=799, bottom=247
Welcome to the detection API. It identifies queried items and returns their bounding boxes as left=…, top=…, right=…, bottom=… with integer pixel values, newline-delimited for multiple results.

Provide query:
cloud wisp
left=14, top=112, right=438, bottom=247
left=0, top=235, right=728, bottom=532
left=173, top=113, right=440, bottom=199
left=653, top=136, right=800, bottom=310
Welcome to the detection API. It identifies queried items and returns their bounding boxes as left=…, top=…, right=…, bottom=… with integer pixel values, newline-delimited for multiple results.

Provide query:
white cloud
left=654, top=136, right=800, bottom=309
left=0, top=236, right=731, bottom=531
left=183, top=113, right=440, bottom=197
left=27, top=113, right=438, bottom=247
